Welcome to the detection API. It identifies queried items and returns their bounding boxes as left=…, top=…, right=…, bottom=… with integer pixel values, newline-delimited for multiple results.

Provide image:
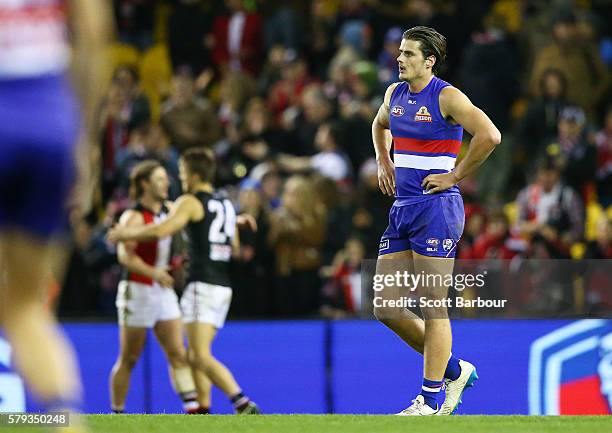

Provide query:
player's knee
left=166, top=347, right=188, bottom=367
left=120, top=352, right=141, bottom=370
left=189, top=349, right=214, bottom=369
left=373, top=304, right=396, bottom=323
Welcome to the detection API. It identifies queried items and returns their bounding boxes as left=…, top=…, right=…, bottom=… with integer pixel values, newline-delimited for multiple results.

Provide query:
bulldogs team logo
left=442, top=239, right=454, bottom=251
left=391, top=105, right=405, bottom=116
left=529, top=319, right=612, bottom=415
left=414, top=106, right=432, bottom=122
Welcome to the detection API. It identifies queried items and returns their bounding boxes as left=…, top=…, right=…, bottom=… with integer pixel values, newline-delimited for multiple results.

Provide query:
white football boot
left=396, top=395, right=440, bottom=416
left=438, top=359, right=478, bottom=415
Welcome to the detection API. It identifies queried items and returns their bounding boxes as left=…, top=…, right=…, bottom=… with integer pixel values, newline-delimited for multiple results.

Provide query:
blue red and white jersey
left=389, top=76, right=463, bottom=203
left=0, top=0, right=70, bottom=79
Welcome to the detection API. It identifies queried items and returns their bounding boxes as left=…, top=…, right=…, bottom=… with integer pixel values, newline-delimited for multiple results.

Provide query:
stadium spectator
left=306, top=0, right=337, bottom=79
left=277, top=122, right=352, bottom=185
left=230, top=178, right=275, bottom=317
left=268, top=175, right=327, bottom=316
left=594, top=106, right=612, bottom=206
left=167, top=0, right=215, bottom=75
left=267, top=52, right=316, bottom=127
left=257, top=165, right=282, bottom=210
left=516, top=68, right=568, bottom=161
left=471, top=211, right=517, bottom=260
left=111, top=65, right=151, bottom=129
left=547, top=106, right=597, bottom=195
left=211, top=0, right=263, bottom=76
left=583, top=215, right=612, bottom=314
left=113, top=0, right=155, bottom=50
left=516, top=159, right=584, bottom=258
left=260, top=0, right=302, bottom=51
left=114, top=124, right=155, bottom=198
left=529, top=9, right=609, bottom=115
left=241, top=97, right=288, bottom=155
left=218, top=71, right=256, bottom=126
left=320, top=236, right=366, bottom=318
left=291, top=84, right=334, bottom=156
left=160, top=71, right=220, bottom=153
left=377, top=27, right=403, bottom=91
left=98, top=68, right=151, bottom=203
left=458, top=12, right=518, bottom=131
left=351, top=159, right=392, bottom=258
left=146, top=123, right=182, bottom=199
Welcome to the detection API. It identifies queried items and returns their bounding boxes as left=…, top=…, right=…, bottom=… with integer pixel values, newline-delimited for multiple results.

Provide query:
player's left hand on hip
left=422, top=172, right=459, bottom=194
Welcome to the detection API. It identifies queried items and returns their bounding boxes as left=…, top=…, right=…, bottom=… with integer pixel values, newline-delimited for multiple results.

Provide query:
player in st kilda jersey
left=108, top=148, right=260, bottom=414
left=110, top=160, right=203, bottom=414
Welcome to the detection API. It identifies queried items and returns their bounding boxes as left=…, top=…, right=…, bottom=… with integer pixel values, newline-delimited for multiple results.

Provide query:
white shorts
left=180, top=281, right=232, bottom=329
left=116, top=280, right=182, bottom=328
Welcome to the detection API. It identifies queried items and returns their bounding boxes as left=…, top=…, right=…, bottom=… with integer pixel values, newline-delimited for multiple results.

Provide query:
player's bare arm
left=422, top=87, right=502, bottom=194
left=373, top=82, right=400, bottom=196
left=116, top=210, right=174, bottom=288
left=236, top=214, right=258, bottom=232
left=68, top=0, right=113, bottom=216
left=108, top=195, right=204, bottom=242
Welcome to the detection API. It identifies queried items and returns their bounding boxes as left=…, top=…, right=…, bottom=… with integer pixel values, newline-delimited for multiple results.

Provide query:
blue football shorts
left=378, top=194, right=465, bottom=258
left=0, top=74, right=80, bottom=238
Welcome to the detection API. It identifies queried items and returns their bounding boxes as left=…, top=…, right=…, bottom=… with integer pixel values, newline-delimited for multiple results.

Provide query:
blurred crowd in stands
left=59, top=0, right=612, bottom=320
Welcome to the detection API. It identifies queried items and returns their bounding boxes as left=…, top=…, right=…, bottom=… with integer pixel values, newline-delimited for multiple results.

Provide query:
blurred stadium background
left=2, top=0, right=612, bottom=417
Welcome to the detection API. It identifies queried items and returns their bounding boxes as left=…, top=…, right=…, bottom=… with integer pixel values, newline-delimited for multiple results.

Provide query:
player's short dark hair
left=181, top=147, right=216, bottom=183
left=402, top=26, right=447, bottom=75
left=130, top=159, right=162, bottom=200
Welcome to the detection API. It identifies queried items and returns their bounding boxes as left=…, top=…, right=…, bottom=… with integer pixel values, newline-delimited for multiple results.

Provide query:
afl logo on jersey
left=415, top=106, right=432, bottom=122
left=391, top=105, right=405, bottom=116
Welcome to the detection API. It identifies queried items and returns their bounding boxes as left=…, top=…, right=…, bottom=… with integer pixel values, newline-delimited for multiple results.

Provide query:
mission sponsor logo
left=414, top=106, right=432, bottom=122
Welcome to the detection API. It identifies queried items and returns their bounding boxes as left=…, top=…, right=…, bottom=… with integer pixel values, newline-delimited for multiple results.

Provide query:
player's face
left=148, top=167, right=169, bottom=201
left=397, top=39, right=429, bottom=81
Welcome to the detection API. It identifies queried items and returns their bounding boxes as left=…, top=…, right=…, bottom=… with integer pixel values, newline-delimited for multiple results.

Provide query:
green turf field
left=5, top=415, right=612, bottom=433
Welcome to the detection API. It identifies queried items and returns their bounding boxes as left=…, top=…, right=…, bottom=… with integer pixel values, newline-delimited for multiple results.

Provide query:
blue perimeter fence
left=1, top=319, right=612, bottom=415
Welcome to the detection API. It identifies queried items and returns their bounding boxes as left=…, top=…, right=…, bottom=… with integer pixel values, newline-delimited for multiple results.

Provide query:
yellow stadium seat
left=570, top=242, right=586, bottom=260
left=139, top=43, right=172, bottom=120
left=585, top=202, right=604, bottom=241
left=492, top=0, right=522, bottom=33
left=105, top=43, right=141, bottom=85
left=503, top=201, right=519, bottom=226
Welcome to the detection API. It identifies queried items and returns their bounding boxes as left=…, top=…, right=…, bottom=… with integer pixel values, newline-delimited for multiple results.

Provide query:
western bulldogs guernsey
left=390, top=77, right=463, bottom=201
left=0, top=0, right=79, bottom=238
left=186, top=191, right=236, bottom=288
left=124, top=204, right=172, bottom=285
left=379, top=77, right=465, bottom=258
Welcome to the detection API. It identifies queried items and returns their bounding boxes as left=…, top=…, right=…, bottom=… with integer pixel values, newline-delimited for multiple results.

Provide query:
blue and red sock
left=420, top=378, right=444, bottom=410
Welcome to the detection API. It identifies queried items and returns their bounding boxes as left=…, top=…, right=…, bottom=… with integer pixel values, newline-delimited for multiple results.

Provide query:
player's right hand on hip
left=377, top=156, right=395, bottom=197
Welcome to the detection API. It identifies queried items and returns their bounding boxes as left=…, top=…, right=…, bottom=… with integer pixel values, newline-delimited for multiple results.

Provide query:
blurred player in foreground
left=110, top=160, right=210, bottom=414
left=0, top=0, right=111, bottom=430
left=108, top=149, right=260, bottom=414
left=372, top=26, right=501, bottom=415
